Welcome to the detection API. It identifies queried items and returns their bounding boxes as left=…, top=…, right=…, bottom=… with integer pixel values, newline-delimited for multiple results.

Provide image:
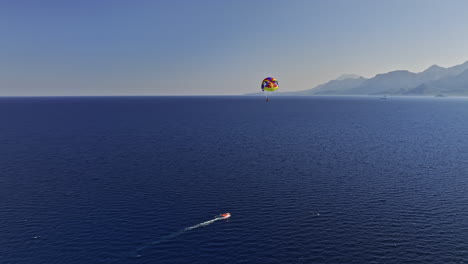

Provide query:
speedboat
left=220, top=213, right=231, bottom=218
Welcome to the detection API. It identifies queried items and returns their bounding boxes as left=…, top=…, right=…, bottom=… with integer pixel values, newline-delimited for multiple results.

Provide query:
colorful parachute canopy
left=261, top=77, right=279, bottom=92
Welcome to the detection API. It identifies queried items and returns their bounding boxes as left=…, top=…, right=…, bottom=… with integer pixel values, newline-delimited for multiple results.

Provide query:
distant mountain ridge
left=286, top=61, right=468, bottom=96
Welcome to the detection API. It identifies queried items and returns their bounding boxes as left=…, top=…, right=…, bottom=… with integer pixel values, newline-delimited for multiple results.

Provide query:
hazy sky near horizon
left=3, top=0, right=468, bottom=96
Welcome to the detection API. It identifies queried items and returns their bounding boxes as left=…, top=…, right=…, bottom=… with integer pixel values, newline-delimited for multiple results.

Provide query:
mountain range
left=282, top=61, right=468, bottom=96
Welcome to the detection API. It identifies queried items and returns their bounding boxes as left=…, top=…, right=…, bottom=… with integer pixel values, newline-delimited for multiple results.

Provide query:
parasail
left=261, top=77, right=278, bottom=101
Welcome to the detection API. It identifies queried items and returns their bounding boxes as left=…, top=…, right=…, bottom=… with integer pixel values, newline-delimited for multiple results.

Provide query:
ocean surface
left=1, top=96, right=468, bottom=264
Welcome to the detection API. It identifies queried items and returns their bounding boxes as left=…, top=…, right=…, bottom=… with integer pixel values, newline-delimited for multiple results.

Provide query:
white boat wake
left=135, top=214, right=230, bottom=257
left=183, top=216, right=226, bottom=231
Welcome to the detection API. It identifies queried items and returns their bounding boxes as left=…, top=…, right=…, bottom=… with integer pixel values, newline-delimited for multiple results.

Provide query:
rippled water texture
left=1, top=96, right=468, bottom=263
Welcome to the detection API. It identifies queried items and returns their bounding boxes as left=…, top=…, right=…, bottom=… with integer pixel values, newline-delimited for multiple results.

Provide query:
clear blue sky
left=2, top=0, right=468, bottom=96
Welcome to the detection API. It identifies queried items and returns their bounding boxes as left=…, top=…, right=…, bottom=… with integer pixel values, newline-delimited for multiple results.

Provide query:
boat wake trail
left=184, top=216, right=225, bottom=231
left=135, top=214, right=230, bottom=257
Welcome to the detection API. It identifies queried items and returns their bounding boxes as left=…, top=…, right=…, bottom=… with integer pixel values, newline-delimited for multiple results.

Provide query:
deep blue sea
left=1, top=96, right=468, bottom=264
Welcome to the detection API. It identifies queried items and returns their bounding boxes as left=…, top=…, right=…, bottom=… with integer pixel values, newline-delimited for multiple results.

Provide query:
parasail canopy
left=261, top=77, right=279, bottom=92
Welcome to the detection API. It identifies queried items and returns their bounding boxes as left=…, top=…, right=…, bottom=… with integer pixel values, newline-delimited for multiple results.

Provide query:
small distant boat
left=220, top=213, right=231, bottom=219
left=380, top=95, right=388, bottom=99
